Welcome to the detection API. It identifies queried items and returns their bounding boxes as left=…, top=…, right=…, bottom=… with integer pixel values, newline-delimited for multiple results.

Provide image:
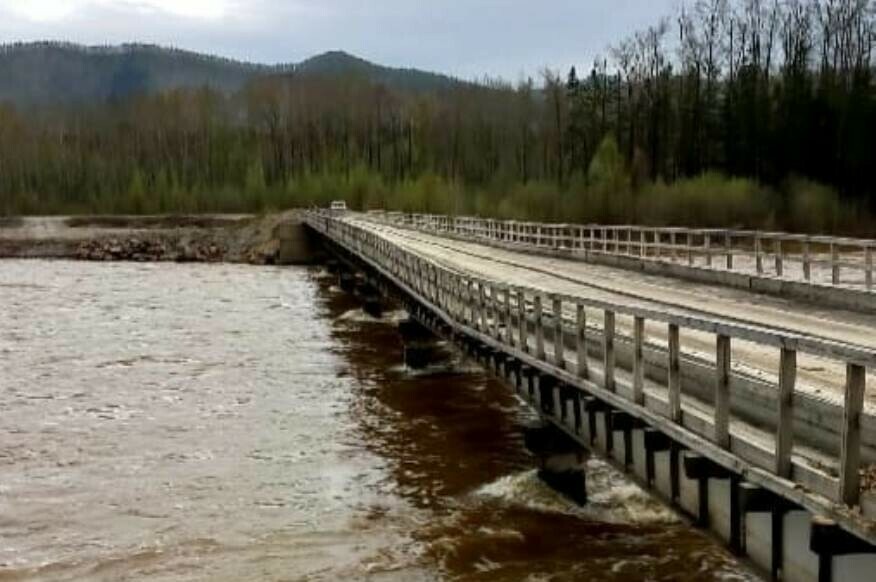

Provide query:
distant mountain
left=295, top=50, right=458, bottom=92
left=0, top=43, right=459, bottom=106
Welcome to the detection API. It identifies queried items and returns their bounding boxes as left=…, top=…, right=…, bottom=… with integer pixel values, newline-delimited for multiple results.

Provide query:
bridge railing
left=307, top=210, right=875, bottom=531
left=368, top=211, right=876, bottom=292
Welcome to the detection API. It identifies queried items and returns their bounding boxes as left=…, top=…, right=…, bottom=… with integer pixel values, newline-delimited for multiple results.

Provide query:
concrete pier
left=397, top=318, right=454, bottom=370
left=523, top=423, right=589, bottom=506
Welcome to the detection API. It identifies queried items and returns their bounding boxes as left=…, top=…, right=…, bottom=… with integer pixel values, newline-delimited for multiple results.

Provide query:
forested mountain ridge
left=0, top=43, right=458, bottom=105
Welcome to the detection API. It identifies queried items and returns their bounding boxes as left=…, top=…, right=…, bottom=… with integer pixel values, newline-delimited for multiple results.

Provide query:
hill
left=0, top=43, right=458, bottom=106
left=295, top=50, right=458, bottom=92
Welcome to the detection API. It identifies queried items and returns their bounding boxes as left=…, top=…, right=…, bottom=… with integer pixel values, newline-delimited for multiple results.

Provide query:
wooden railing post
left=518, top=289, right=528, bottom=353
left=775, top=240, right=784, bottom=277
left=535, top=294, right=545, bottom=360
left=725, top=233, right=733, bottom=269
left=715, top=335, right=731, bottom=449
left=435, top=269, right=443, bottom=308
left=705, top=233, right=712, bottom=267
left=832, top=243, right=840, bottom=284
left=553, top=297, right=564, bottom=369
left=447, top=274, right=455, bottom=320
left=503, top=286, right=512, bottom=345
left=633, top=316, right=645, bottom=405
left=803, top=241, right=812, bottom=281
left=603, top=311, right=616, bottom=392
left=462, top=277, right=470, bottom=323
left=840, top=364, right=866, bottom=506
left=491, top=284, right=501, bottom=338
left=756, top=236, right=764, bottom=274
left=466, top=280, right=474, bottom=326
left=576, top=304, right=588, bottom=379
left=865, top=245, right=873, bottom=291
left=479, top=283, right=488, bottom=332
left=776, top=347, right=796, bottom=478
left=486, top=284, right=496, bottom=337
left=668, top=323, right=681, bottom=422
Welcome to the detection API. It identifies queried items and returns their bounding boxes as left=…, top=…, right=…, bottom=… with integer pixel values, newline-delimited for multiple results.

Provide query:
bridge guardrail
left=305, top=210, right=875, bottom=543
left=368, top=211, right=875, bottom=292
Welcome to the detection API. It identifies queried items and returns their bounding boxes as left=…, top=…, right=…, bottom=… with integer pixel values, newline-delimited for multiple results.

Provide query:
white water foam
left=475, top=458, right=679, bottom=525
left=337, top=308, right=383, bottom=324
left=336, top=307, right=410, bottom=325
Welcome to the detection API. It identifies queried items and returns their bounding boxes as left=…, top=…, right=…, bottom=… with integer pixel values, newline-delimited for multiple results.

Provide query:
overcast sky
left=0, top=0, right=679, bottom=80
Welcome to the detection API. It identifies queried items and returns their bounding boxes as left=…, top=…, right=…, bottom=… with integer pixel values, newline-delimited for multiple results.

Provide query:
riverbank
left=0, top=212, right=307, bottom=265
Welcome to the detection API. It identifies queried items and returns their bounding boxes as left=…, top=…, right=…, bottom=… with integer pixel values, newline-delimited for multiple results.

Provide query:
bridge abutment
left=275, top=217, right=323, bottom=265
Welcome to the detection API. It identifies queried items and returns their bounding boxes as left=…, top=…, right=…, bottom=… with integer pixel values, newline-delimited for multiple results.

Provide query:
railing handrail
left=369, top=211, right=876, bottom=292
left=312, top=210, right=876, bottom=367
left=380, top=211, right=876, bottom=247
left=305, top=209, right=873, bottom=516
left=306, top=209, right=875, bottom=545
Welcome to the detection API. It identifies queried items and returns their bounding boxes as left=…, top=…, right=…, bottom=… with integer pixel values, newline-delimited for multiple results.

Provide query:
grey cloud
left=0, top=0, right=677, bottom=80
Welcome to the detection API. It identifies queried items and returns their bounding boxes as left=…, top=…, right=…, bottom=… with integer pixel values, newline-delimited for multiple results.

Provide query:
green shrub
left=639, top=172, right=774, bottom=229
left=783, top=176, right=841, bottom=234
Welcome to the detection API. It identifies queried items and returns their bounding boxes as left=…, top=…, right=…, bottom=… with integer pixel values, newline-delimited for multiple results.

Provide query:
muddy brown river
left=0, top=260, right=759, bottom=581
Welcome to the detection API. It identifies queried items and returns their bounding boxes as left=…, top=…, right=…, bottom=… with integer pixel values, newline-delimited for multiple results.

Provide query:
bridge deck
left=353, top=215, right=875, bottom=409
left=309, top=211, right=876, bottom=548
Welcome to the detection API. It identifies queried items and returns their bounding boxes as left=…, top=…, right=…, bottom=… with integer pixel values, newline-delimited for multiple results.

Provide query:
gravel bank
left=0, top=212, right=302, bottom=264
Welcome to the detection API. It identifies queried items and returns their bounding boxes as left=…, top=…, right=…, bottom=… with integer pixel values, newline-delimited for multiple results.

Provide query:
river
left=0, top=260, right=759, bottom=581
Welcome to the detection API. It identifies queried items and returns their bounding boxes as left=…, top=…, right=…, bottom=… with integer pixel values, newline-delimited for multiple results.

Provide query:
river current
left=0, top=260, right=758, bottom=581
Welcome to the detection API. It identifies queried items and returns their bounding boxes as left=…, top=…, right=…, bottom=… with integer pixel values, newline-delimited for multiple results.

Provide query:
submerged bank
left=0, top=212, right=317, bottom=265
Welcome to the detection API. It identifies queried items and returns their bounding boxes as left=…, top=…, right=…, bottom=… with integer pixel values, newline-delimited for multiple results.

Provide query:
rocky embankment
left=0, top=212, right=305, bottom=265
left=75, top=238, right=226, bottom=262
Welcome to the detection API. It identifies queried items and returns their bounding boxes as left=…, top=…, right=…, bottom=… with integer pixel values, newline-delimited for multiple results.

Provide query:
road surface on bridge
left=348, top=214, right=876, bottom=412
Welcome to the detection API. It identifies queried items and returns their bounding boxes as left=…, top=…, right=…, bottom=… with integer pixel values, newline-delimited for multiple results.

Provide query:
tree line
left=0, top=0, right=874, bottom=234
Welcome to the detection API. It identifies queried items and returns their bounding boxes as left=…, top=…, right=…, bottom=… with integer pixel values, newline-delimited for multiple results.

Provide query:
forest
left=0, top=0, right=874, bottom=234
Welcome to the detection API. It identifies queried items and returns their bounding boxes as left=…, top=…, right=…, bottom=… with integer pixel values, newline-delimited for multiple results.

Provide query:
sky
left=0, top=0, right=679, bottom=80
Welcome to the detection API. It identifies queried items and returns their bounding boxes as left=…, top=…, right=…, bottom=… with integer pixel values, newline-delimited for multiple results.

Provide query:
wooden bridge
left=304, top=210, right=876, bottom=582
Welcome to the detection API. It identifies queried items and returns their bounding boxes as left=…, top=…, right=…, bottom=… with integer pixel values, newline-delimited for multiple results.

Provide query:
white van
left=330, top=200, right=347, bottom=213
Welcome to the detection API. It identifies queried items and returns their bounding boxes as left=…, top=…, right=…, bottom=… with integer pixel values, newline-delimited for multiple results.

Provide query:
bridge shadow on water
left=310, top=268, right=761, bottom=581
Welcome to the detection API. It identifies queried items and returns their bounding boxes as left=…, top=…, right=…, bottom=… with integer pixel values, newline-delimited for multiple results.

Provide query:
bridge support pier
left=355, top=280, right=383, bottom=318
left=524, top=423, right=588, bottom=506
left=398, top=318, right=452, bottom=370
left=811, top=516, right=876, bottom=582
left=610, top=411, right=640, bottom=470
left=520, top=365, right=536, bottom=400
left=537, top=374, right=558, bottom=417
left=338, top=271, right=355, bottom=293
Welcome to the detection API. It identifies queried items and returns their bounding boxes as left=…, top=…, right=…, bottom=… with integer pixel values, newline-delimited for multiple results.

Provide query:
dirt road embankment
left=0, top=212, right=309, bottom=264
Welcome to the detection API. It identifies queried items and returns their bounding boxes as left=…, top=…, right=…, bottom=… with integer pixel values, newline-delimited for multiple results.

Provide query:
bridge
left=303, top=210, right=876, bottom=582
